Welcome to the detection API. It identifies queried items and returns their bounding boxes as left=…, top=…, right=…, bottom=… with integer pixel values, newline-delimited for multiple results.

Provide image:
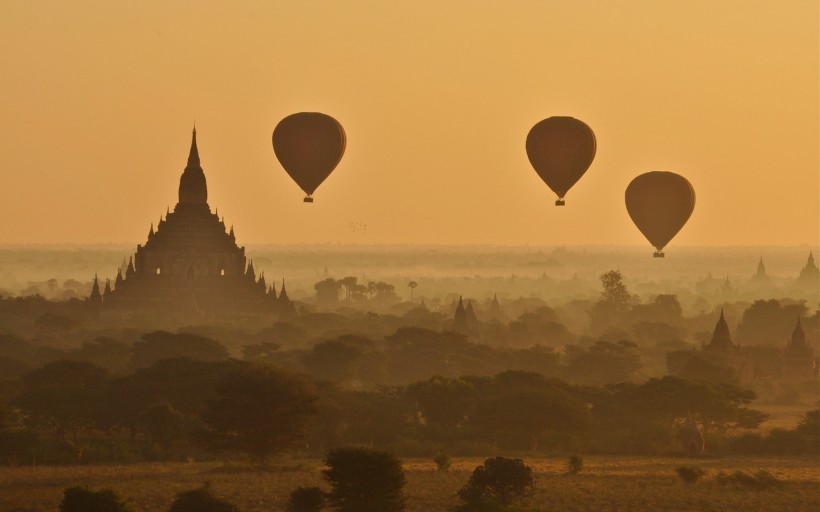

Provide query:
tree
left=590, top=270, right=632, bottom=335
left=407, top=375, right=475, bottom=429
left=407, top=281, right=418, bottom=301
left=300, top=336, right=374, bottom=383
left=315, top=278, right=342, bottom=308
left=736, top=300, right=808, bottom=346
left=323, top=447, right=406, bottom=512
left=169, top=484, right=239, bottom=512
left=199, top=363, right=318, bottom=461
left=508, top=307, right=574, bottom=347
left=455, top=457, right=534, bottom=509
left=60, top=486, right=131, bottom=512
left=15, top=360, right=108, bottom=440
left=470, top=373, right=589, bottom=450
left=565, top=340, right=642, bottom=385
left=287, top=487, right=325, bottom=512
left=130, top=331, right=229, bottom=369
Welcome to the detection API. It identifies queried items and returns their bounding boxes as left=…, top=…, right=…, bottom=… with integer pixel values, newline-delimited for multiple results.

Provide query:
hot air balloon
left=625, top=171, right=695, bottom=257
left=525, top=117, right=596, bottom=205
left=272, top=112, right=346, bottom=203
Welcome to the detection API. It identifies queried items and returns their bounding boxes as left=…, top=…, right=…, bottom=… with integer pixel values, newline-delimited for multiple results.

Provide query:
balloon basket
left=303, top=196, right=314, bottom=203
left=555, top=199, right=565, bottom=206
left=653, top=251, right=665, bottom=258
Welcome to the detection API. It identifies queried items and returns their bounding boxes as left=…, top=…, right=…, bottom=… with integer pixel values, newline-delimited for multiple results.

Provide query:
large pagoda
left=97, top=128, right=275, bottom=318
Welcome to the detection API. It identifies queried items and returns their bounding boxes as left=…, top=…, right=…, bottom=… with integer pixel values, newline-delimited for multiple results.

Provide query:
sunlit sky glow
left=0, top=0, right=817, bottom=246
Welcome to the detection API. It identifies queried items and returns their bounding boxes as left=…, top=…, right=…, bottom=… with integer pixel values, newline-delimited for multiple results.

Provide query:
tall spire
left=89, top=274, right=102, bottom=302
left=756, top=257, right=766, bottom=277
left=188, top=125, right=200, bottom=167
left=789, top=315, right=806, bottom=349
left=178, top=127, right=208, bottom=205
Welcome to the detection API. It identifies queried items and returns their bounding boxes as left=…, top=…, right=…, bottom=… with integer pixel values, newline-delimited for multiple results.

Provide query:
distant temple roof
left=704, top=309, right=735, bottom=352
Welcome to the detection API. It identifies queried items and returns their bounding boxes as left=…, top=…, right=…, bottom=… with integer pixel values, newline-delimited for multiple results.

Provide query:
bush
left=323, top=447, right=406, bottom=512
left=434, top=453, right=452, bottom=472
left=675, top=465, right=704, bottom=484
left=715, top=470, right=783, bottom=490
left=287, top=487, right=324, bottom=512
left=60, top=486, right=131, bottom=512
left=567, top=455, right=583, bottom=474
left=168, top=484, right=240, bottom=512
left=455, top=457, right=534, bottom=510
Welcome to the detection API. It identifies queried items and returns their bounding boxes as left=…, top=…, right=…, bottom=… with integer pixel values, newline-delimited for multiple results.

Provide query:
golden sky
left=0, top=0, right=817, bottom=246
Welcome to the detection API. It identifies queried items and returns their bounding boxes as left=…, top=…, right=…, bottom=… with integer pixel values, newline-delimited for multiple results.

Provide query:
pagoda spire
left=178, top=126, right=208, bottom=205
left=89, top=274, right=102, bottom=302
left=188, top=125, right=200, bottom=167
left=789, top=315, right=806, bottom=349
left=705, top=309, right=735, bottom=351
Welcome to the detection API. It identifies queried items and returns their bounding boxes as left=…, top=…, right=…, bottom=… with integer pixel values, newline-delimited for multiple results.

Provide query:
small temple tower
left=781, top=316, right=817, bottom=379
left=701, top=310, right=753, bottom=381
left=453, top=296, right=469, bottom=334
left=793, top=252, right=820, bottom=298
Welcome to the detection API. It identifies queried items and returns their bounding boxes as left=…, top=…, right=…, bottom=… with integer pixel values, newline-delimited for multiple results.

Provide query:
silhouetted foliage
left=60, top=486, right=131, bottom=512
left=199, top=363, right=317, bottom=461
left=286, top=486, right=325, bottom=512
left=567, top=455, right=583, bottom=474
left=565, top=340, right=642, bottom=385
left=736, top=300, right=807, bottom=346
left=168, top=484, right=240, bottom=512
left=675, top=465, right=705, bottom=484
left=15, top=360, right=108, bottom=440
left=130, top=331, right=229, bottom=369
left=434, top=453, right=452, bottom=472
left=455, top=457, right=534, bottom=509
left=323, top=447, right=406, bottom=512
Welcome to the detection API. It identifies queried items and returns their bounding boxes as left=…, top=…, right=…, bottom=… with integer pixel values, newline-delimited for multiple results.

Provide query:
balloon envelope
left=273, top=113, right=346, bottom=200
left=525, top=117, right=596, bottom=204
left=625, top=171, right=695, bottom=255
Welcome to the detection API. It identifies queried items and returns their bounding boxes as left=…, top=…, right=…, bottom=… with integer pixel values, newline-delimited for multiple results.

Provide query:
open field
left=1, top=456, right=817, bottom=512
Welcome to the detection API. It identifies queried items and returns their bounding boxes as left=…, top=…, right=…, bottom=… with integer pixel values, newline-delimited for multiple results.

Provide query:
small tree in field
left=567, top=454, right=584, bottom=474
left=675, top=465, right=705, bottom=484
left=286, top=487, right=325, bottom=512
left=60, top=486, right=131, bottom=512
left=434, top=453, right=452, bottom=472
left=323, top=447, right=406, bottom=512
left=169, top=484, right=239, bottom=512
left=455, top=457, right=534, bottom=510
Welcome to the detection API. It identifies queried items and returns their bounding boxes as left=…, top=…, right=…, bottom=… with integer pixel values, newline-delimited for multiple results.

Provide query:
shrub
left=675, top=465, right=705, bottom=484
left=434, top=453, right=452, bottom=472
left=287, top=487, right=324, bottom=512
left=323, top=447, right=406, bottom=512
left=60, top=486, right=131, bottom=512
left=168, top=484, right=240, bottom=512
left=715, top=470, right=783, bottom=490
left=455, top=457, right=534, bottom=510
left=567, top=455, right=583, bottom=474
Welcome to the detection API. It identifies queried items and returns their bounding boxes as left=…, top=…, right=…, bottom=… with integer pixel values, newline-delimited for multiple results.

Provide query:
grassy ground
left=0, top=456, right=817, bottom=512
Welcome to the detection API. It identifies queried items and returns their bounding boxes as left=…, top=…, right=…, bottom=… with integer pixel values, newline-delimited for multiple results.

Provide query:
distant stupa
left=782, top=316, right=817, bottom=379
left=793, top=252, right=819, bottom=297
left=453, top=295, right=469, bottom=334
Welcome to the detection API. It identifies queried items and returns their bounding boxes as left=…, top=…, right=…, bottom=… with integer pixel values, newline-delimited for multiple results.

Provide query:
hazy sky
left=1, top=0, right=817, bottom=247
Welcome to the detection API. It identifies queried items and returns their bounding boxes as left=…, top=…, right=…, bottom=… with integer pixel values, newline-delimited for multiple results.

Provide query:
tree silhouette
left=199, top=363, right=318, bottom=462
left=407, top=281, right=418, bottom=301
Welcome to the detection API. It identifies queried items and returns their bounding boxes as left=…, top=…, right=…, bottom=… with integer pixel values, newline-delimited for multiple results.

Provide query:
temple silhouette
left=90, top=129, right=286, bottom=321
